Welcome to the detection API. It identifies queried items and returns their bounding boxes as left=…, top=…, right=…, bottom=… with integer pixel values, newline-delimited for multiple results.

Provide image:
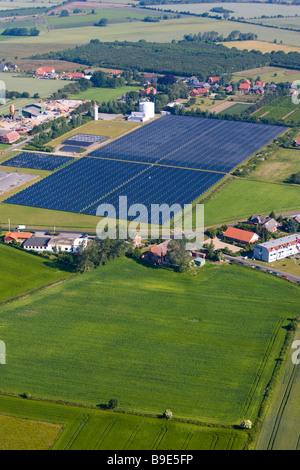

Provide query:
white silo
left=139, top=101, right=155, bottom=119
left=94, top=103, right=99, bottom=121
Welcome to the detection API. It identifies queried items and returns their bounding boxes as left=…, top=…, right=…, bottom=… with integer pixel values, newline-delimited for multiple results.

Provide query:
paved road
left=225, top=255, right=300, bottom=284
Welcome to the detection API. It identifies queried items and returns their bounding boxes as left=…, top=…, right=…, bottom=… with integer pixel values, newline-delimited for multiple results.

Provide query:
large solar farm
left=4, top=115, right=287, bottom=222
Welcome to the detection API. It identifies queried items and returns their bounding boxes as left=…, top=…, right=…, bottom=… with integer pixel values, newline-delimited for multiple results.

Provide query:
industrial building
left=253, top=234, right=300, bottom=263
left=128, top=102, right=155, bottom=123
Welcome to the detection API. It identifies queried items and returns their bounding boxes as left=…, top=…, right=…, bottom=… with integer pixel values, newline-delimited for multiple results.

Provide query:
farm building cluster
left=0, top=99, right=83, bottom=138
left=4, top=231, right=89, bottom=253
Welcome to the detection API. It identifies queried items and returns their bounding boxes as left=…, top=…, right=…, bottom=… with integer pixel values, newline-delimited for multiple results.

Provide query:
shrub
left=163, top=409, right=173, bottom=420
left=240, top=419, right=252, bottom=429
left=108, top=398, right=119, bottom=409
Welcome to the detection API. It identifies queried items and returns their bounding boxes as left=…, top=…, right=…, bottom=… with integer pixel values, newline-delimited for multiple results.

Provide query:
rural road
left=225, top=255, right=300, bottom=284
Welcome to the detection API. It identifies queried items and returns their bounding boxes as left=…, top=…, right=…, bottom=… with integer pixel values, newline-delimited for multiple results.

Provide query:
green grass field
left=0, top=72, right=66, bottom=96
left=72, top=85, right=141, bottom=102
left=0, top=395, right=247, bottom=450
left=219, top=103, right=251, bottom=116
left=0, top=258, right=298, bottom=425
left=204, top=178, right=300, bottom=226
left=151, top=2, right=300, bottom=19
left=256, top=329, right=300, bottom=450
left=247, top=148, right=300, bottom=184
left=0, top=243, right=70, bottom=303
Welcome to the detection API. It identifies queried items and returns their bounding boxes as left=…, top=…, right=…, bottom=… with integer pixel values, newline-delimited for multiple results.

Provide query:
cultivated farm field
left=0, top=258, right=298, bottom=425
left=0, top=395, right=247, bottom=450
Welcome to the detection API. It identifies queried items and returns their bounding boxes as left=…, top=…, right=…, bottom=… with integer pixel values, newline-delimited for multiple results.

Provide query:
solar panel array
left=83, top=166, right=224, bottom=223
left=89, top=115, right=287, bottom=172
left=3, top=115, right=287, bottom=222
left=1, top=152, right=74, bottom=171
left=62, top=134, right=107, bottom=147
left=5, top=158, right=151, bottom=213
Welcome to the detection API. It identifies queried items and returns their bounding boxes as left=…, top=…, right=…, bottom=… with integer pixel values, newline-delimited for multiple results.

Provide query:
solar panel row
left=88, top=115, right=287, bottom=172
left=5, top=158, right=151, bottom=214
left=61, top=145, right=82, bottom=153
left=0, top=152, right=74, bottom=172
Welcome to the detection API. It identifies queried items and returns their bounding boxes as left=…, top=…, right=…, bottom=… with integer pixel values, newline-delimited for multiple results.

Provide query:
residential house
left=294, top=137, right=300, bottom=147
left=48, top=235, right=88, bottom=253
left=223, top=227, right=260, bottom=244
left=252, top=85, right=264, bottom=95
left=261, top=219, right=279, bottom=233
left=142, top=240, right=171, bottom=264
left=66, top=72, right=84, bottom=80
left=208, top=76, right=220, bottom=84
left=109, top=69, right=121, bottom=77
left=256, top=80, right=265, bottom=88
left=239, top=80, right=251, bottom=93
left=267, top=84, right=277, bottom=93
left=248, top=214, right=270, bottom=225
left=224, top=85, right=233, bottom=93
left=143, top=73, right=157, bottom=86
left=253, top=233, right=300, bottom=262
left=35, top=67, right=55, bottom=77
left=4, top=232, right=32, bottom=244
left=141, top=86, right=157, bottom=96
left=294, top=215, right=300, bottom=224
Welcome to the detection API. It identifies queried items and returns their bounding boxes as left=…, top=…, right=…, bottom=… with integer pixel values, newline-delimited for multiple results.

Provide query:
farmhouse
left=23, top=237, right=51, bottom=252
left=253, top=233, right=300, bottom=262
left=0, top=130, right=20, bottom=144
left=142, top=240, right=171, bottom=264
left=4, top=232, right=32, bottom=244
left=261, top=218, right=279, bottom=233
left=208, top=77, right=220, bottom=84
left=223, top=227, right=260, bottom=244
left=35, top=66, right=55, bottom=77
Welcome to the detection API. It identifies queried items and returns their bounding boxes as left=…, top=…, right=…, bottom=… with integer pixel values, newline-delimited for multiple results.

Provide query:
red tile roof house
left=4, top=232, right=32, bottom=244
left=141, top=240, right=171, bottom=264
left=197, top=88, right=209, bottom=95
left=239, top=81, right=251, bottom=93
left=256, top=80, right=265, bottom=88
left=208, top=76, right=220, bottom=84
left=189, top=89, right=200, bottom=97
left=66, top=72, right=84, bottom=80
left=223, top=227, right=260, bottom=244
left=35, top=67, right=55, bottom=77
left=294, top=137, right=300, bottom=146
left=109, top=69, right=122, bottom=77
left=0, top=130, right=20, bottom=144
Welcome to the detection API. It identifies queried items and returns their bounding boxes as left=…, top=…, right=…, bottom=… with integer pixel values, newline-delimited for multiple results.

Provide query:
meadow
left=233, top=66, right=300, bottom=84
left=0, top=258, right=298, bottom=425
left=0, top=73, right=65, bottom=96
left=247, top=148, right=300, bottom=184
left=0, top=243, right=70, bottom=303
left=72, top=85, right=141, bottom=103
left=204, top=178, right=300, bottom=226
left=0, top=395, right=247, bottom=450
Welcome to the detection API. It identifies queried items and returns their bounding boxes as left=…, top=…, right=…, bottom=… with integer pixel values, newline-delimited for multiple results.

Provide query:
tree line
left=2, top=27, right=40, bottom=37
left=31, top=38, right=300, bottom=79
